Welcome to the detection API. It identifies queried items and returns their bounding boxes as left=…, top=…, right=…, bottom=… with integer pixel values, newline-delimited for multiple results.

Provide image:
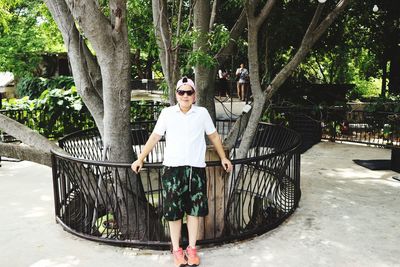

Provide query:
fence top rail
left=52, top=122, right=301, bottom=167
left=271, top=105, right=400, bottom=114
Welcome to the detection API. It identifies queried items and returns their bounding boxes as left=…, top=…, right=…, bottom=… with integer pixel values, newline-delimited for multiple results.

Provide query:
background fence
left=269, top=105, right=400, bottom=149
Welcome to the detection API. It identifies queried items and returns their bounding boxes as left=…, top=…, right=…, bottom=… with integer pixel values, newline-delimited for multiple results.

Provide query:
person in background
left=235, top=63, right=249, bottom=101
left=218, top=68, right=230, bottom=100
left=131, top=77, right=232, bottom=267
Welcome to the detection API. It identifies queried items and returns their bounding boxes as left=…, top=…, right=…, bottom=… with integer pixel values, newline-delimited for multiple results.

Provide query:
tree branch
left=255, top=0, right=276, bottom=29
left=110, top=0, right=125, bottom=33
left=209, top=0, right=217, bottom=30
left=64, top=0, right=113, bottom=55
left=152, top=0, right=177, bottom=104
left=311, top=0, right=350, bottom=45
left=215, top=8, right=247, bottom=61
left=81, top=40, right=103, bottom=100
left=302, top=3, right=325, bottom=44
left=44, top=0, right=105, bottom=136
left=0, top=143, right=52, bottom=167
left=314, top=53, right=328, bottom=83
left=176, top=0, right=183, bottom=37
left=0, top=114, right=67, bottom=165
left=266, top=0, right=351, bottom=98
left=0, top=114, right=64, bottom=154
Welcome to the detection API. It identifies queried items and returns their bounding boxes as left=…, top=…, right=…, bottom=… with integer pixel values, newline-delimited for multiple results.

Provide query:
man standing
left=131, top=77, right=232, bottom=267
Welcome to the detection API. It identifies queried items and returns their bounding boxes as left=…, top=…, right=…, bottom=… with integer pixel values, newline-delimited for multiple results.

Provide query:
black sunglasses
left=176, top=89, right=195, bottom=96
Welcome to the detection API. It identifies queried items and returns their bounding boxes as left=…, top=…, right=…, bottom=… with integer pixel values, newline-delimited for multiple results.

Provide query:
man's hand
left=131, top=159, right=143, bottom=173
left=221, top=158, right=233, bottom=172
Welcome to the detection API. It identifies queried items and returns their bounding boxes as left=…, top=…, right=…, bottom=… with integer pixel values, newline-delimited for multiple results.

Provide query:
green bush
left=347, top=77, right=380, bottom=101
left=131, top=100, right=166, bottom=121
left=1, top=96, right=34, bottom=110
left=3, top=93, right=168, bottom=139
left=16, top=77, right=46, bottom=99
left=363, top=95, right=400, bottom=113
left=2, top=86, right=94, bottom=139
left=16, top=76, right=75, bottom=99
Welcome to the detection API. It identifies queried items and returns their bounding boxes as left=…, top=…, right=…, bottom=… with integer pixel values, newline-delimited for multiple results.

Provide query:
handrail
left=51, top=122, right=302, bottom=249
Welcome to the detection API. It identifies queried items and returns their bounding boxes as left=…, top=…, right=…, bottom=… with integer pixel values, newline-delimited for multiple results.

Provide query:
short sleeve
left=204, top=109, right=216, bottom=135
left=153, top=109, right=167, bottom=136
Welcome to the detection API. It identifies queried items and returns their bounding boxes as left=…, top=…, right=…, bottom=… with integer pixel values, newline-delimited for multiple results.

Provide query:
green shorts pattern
left=161, top=166, right=208, bottom=221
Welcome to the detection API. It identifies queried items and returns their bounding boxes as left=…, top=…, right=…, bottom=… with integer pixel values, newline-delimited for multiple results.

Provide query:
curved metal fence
left=52, top=122, right=301, bottom=249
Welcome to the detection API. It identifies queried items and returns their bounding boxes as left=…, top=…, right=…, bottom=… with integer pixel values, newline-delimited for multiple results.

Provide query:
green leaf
left=73, top=101, right=82, bottom=111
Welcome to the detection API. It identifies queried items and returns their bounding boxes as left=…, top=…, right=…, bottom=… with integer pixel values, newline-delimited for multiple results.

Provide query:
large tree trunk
left=193, top=0, right=216, bottom=119
left=43, top=0, right=151, bottom=239
left=381, top=58, right=388, bottom=96
left=388, top=45, right=400, bottom=95
left=44, top=0, right=105, bottom=136
left=233, top=0, right=275, bottom=159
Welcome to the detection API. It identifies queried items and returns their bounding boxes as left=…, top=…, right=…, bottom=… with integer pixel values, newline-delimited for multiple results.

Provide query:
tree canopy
left=0, top=0, right=64, bottom=78
left=2, top=0, right=399, bottom=162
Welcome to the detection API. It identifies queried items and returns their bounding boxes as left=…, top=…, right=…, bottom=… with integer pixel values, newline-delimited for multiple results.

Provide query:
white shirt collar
left=174, top=104, right=197, bottom=114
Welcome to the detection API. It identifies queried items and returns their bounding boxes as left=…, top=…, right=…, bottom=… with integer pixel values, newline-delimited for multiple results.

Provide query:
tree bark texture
left=42, top=0, right=151, bottom=239
left=193, top=0, right=217, bottom=120
left=0, top=143, right=52, bottom=166
left=232, top=0, right=351, bottom=158
left=44, top=0, right=105, bottom=137
left=60, top=0, right=132, bottom=163
left=0, top=114, right=64, bottom=156
left=152, top=0, right=179, bottom=105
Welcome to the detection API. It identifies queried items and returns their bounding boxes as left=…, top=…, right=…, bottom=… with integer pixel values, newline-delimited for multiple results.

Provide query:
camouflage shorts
left=161, top=166, right=208, bottom=221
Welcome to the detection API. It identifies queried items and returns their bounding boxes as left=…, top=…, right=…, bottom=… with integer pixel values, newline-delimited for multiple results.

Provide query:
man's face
left=176, top=84, right=195, bottom=108
left=240, top=64, right=244, bottom=68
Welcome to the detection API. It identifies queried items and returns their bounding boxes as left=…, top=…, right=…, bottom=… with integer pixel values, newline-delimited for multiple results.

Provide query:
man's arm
left=207, top=131, right=233, bottom=172
left=131, top=132, right=162, bottom=173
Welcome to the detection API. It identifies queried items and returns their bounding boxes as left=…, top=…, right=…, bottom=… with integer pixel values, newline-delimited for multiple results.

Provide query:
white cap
left=176, top=77, right=196, bottom=91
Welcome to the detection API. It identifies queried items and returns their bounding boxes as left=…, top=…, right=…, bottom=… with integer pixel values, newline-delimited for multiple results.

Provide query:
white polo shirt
left=153, top=104, right=216, bottom=167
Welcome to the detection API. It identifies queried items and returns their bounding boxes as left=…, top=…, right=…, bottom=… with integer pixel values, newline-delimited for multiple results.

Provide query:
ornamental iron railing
left=52, top=122, right=301, bottom=249
left=269, top=106, right=400, bottom=149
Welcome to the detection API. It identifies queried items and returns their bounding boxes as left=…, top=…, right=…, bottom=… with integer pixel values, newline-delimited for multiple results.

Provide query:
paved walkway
left=1, top=142, right=400, bottom=267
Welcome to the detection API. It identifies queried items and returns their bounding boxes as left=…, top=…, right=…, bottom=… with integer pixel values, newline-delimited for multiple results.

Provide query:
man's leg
left=187, top=215, right=199, bottom=248
left=236, top=82, right=241, bottom=100
left=169, top=219, right=182, bottom=251
left=184, top=167, right=206, bottom=266
left=240, top=83, right=245, bottom=100
left=186, top=215, right=200, bottom=266
left=244, top=84, right=248, bottom=103
left=169, top=219, right=187, bottom=267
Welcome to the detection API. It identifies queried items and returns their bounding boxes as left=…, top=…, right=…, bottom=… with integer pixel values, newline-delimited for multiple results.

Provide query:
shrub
left=16, top=76, right=75, bottom=99
left=2, top=86, right=93, bottom=139
left=347, top=77, right=380, bottom=101
left=16, top=77, right=46, bottom=99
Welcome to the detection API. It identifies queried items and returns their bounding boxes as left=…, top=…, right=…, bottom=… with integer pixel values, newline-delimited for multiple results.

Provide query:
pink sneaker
left=186, top=246, right=200, bottom=266
left=173, top=247, right=187, bottom=267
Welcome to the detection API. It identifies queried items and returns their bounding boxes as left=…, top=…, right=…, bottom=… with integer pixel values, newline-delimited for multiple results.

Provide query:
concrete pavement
left=1, top=141, right=400, bottom=266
